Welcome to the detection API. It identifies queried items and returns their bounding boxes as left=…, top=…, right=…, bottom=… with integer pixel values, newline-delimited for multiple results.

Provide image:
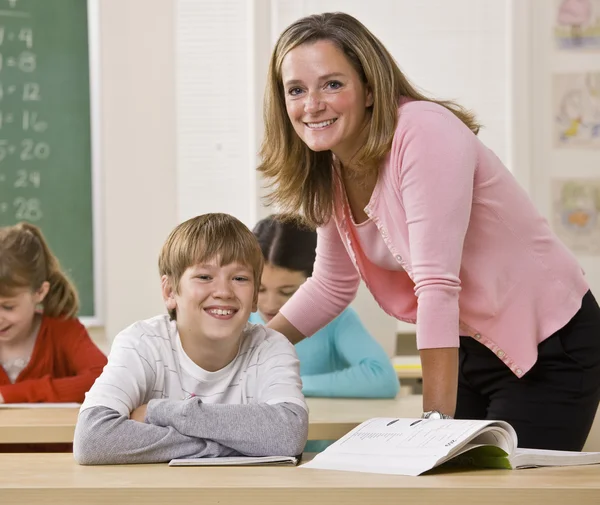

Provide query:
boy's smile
left=204, top=305, right=238, bottom=319
left=162, top=258, right=258, bottom=371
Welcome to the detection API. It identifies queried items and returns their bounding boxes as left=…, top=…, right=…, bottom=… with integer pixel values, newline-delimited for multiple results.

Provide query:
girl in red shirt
left=0, top=222, right=107, bottom=404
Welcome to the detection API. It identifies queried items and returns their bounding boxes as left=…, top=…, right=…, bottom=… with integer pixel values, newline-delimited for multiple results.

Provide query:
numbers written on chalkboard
left=0, top=26, right=33, bottom=49
left=0, top=9, right=49, bottom=223
left=14, top=169, right=40, bottom=187
left=0, top=197, right=43, bottom=221
left=0, top=139, right=50, bottom=161
left=0, top=110, right=47, bottom=131
left=0, top=83, right=41, bottom=102
left=0, top=52, right=36, bottom=72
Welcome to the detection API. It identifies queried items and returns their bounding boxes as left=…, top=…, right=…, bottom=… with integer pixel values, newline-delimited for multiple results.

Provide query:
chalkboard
left=0, top=0, right=96, bottom=319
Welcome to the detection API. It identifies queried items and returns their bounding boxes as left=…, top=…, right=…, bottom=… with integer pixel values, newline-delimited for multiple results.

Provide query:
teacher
left=258, top=12, right=600, bottom=451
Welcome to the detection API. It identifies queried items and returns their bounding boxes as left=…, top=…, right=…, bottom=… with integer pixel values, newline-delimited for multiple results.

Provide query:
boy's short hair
left=158, top=213, right=264, bottom=319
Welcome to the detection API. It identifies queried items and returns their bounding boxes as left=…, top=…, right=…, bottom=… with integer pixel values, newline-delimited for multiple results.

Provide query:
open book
left=169, top=455, right=298, bottom=467
left=302, top=417, right=600, bottom=476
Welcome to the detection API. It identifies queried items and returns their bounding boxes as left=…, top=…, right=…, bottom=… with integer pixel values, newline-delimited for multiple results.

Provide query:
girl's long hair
left=0, top=222, right=79, bottom=318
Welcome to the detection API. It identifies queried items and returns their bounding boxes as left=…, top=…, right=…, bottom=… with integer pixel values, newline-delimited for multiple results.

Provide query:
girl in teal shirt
left=251, top=215, right=399, bottom=399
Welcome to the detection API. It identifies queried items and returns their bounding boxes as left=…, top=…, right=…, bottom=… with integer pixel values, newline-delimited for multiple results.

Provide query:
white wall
left=90, top=0, right=177, bottom=346
left=176, top=0, right=259, bottom=228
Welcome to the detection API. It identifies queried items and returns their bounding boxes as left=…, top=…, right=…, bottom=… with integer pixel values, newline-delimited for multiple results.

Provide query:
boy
left=74, top=213, right=308, bottom=464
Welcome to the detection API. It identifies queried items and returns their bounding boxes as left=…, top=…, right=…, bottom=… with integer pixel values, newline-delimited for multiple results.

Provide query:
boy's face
left=163, top=258, right=257, bottom=344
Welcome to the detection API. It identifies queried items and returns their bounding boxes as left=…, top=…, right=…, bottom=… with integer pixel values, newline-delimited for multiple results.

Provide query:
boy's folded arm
left=146, top=399, right=308, bottom=457
left=73, top=405, right=238, bottom=465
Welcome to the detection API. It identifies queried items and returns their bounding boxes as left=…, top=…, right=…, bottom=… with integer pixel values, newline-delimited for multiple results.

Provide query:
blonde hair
left=158, top=213, right=264, bottom=320
left=258, top=12, right=481, bottom=227
left=0, top=222, right=80, bottom=318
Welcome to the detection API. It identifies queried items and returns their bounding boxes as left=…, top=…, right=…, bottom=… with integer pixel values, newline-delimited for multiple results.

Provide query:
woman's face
left=281, top=39, right=373, bottom=165
left=257, top=263, right=307, bottom=322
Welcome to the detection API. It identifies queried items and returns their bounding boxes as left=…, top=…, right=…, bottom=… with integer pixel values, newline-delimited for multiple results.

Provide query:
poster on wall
left=555, top=0, right=600, bottom=51
left=553, top=72, right=600, bottom=148
left=552, top=179, right=600, bottom=256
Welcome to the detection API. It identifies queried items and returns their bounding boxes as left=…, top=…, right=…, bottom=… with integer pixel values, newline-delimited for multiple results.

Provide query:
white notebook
left=169, top=455, right=299, bottom=467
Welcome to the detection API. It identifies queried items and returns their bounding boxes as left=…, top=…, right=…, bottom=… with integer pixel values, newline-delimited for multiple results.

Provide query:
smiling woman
left=281, top=40, right=373, bottom=162
left=257, top=12, right=600, bottom=452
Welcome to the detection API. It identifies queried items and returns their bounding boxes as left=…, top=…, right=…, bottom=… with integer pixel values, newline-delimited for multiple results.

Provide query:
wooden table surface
left=0, top=407, right=78, bottom=444
left=0, top=453, right=598, bottom=505
left=0, top=395, right=423, bottom=444
left=306, top=394, right=422, bottom=439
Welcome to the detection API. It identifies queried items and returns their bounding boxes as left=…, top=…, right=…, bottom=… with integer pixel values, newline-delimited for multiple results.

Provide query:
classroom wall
left=89, top=0, right=178, bottom=348
left=176, top=0, right=258, bottom=228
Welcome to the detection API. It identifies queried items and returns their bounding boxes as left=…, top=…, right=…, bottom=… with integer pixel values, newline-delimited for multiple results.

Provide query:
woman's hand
left=419, top=347, right=458, bottom=417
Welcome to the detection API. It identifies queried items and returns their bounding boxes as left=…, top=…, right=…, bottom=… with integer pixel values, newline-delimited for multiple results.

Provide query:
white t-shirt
left=81, top=315, right=306, bottom=417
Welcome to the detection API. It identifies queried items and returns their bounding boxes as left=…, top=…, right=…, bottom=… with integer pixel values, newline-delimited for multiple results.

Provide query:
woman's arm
left=420, top=348, right=458, bottom=415
left=396, top=109, right=477, bottom=416
left=301, top=308, right=399, bottom=398
left=274, top=219, right=361, bottom=341
left=267, top=313, right=306, bottom=345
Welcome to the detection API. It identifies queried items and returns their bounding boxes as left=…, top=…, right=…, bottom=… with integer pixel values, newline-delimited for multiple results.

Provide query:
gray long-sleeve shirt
left=74, top=399, right=308, bottom=465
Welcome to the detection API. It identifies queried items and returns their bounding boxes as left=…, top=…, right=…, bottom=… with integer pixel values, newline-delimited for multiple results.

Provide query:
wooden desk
left=0, top=453, right=598, bottom=505
left=0, top=408, right=78, bottom=444
left=0, top=396, right=423, bottom=444
left=307, top=395, right=422, bottom=440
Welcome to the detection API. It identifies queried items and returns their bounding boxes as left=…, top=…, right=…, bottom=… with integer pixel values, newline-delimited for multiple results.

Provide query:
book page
left=302, top=452, right=439, bottom=476
left=325, top=418, right=501, bottom=458
left=510, top=448, right=600, bottom=469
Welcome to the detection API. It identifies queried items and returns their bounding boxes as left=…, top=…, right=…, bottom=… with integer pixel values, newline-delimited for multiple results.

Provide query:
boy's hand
left=130, top=404, right=148, bottom=422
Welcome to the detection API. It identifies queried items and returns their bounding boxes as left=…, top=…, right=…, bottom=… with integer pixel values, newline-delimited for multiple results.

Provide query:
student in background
left=74, top=213, right=307, bottom=465
left=251, top=215, right=399, bottom=399
left=0, top=222, right=107, bottom=404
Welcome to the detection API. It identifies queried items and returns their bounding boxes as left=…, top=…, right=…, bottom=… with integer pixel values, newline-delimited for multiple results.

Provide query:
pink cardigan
left=280, top=99, right=589, bottom=377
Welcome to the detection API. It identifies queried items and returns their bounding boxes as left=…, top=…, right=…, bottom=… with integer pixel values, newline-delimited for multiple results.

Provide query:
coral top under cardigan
left=280, top=99, right=589, bottom=377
